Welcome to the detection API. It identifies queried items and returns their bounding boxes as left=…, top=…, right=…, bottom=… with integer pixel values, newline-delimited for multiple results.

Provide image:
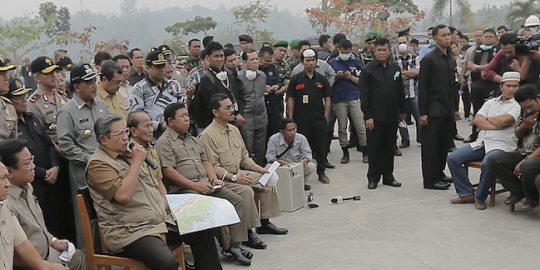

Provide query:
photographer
left=484, top=33, right=530, bottom=84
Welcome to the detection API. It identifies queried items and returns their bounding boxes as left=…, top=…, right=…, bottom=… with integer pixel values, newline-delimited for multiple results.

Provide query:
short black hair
left=410, top=39, right=419, bottom=45
left=94, top=51, right=112, bottom=66
left=500, top=33, right=518, bottom=45
left=279, top=118, right=296, bottom=130
left=112, top=54, right=130, bottom=63
left=427, top=26, right=434, bottom=32
left=432, top=24, right=448, bottom=36
left=318, top=34, right=331, bottom=47
left=205, top=42, right=224, bottom=57
left=0, top=139, right=27, bottom=168
left=297, top=40, right=311, bottom=50
left=259, top=46, right=274, bottom=56
left=210, top=93, right=230, bottom=112
left=483, top=28, right=496, bottom=36
left=224, top=43, right=234, bottom=50
left=333, top=33, right=347, bottom=45
left=448, top=26, right=456, bottom=34
left=374, top=38, right=390, bottom=48
left=200, top=49, right=207, bottom=59
left=514, top=84, right=538, bottom=103
left=188, top=39, right=200, bottom=47
left=163, top=102, right=187, bottom=125
left=339, top=39, right=352, bottom=49
left=99, top=61, right=123, bottom=80
left=129, top=48, right=142, bottom=59
left=241, top=49, right=257, bottom=61
left=497, top=25, right=509, bottom=31
left=202, top=36, right=214, bottom=48
left=224, top=48, right=236, bottom=58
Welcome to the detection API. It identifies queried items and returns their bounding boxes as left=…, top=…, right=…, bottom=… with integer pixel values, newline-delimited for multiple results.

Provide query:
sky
left=0, top=0, right=511, bottom=20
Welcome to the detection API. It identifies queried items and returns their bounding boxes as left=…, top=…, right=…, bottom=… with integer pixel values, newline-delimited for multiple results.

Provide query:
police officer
left=129, top=51, right=185, bottom=142
left=0, top=57, right=18, bottom=141
left=57, top=63, right=108, bottom=247
left=259, top=46, right=284, bottom=140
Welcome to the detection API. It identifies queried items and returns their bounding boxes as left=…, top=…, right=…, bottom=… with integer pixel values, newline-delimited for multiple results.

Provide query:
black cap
left=7, top=78, right=30, bottom=97
left=70, top=63, right=98, bottom=84
left=238, top=34, right=254, bottom=43
left=56, top=56, right=74, bottom=70
left=398, top=26, right=411, bottom=37
left=157, top=44, right=173, bottom=55
left=0, top=57, right=16, bottom=72
left=31, top=56, right=61, bottom=74
left=146, top=51, right=168, bottom=66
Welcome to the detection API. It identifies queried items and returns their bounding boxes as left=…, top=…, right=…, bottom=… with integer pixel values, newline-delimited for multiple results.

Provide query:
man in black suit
left=418, top=24, right=460, bottom=190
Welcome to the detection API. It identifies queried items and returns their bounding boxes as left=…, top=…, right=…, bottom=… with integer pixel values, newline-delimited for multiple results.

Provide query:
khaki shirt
left=97, top=85, right=127, bottom=122
left=0, top=200, right=27, bottom=270
left=7, top=185, right=50, bottom=259
left=199, top=119, right=255, bottom=179
left=0, top=97, right=17, bottom=141
left=155, top=129, right=209, bottom=192
left=129, top=139, right=162, bottom=185
left=27, top=88, right=69, bottom=143
left=86, top=145, right=168, bottom=252
left=118, top=81, right=132, bottom=110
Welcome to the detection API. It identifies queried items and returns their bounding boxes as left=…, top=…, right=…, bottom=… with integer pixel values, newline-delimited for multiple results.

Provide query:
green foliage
left=0, top=16, right=46, bottom=64
left=162, top=36, right=187, bottom=54
left=232, top=0, right=274, bottom=44
left=165, top=16, right=217, bottom=37
left=506, top=0, right=540, bottom=24
left=431, top=0, right=473, bottom=26
left=38, top=2, right=71, bottom=45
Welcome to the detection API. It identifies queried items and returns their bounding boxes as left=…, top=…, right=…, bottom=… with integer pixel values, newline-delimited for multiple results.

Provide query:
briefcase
left=276, top=163, right=304, bottom=212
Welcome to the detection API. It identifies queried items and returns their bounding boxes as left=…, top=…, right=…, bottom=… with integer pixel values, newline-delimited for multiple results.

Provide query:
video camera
left=514, top=33, right=540, bottom=56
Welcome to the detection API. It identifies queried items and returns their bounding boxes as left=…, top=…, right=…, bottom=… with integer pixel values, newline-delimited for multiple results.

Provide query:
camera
left=514, top=33, right=540, bottom=56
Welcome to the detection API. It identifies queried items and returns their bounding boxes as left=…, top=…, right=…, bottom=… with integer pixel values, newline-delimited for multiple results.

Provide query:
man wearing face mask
left=524, top=15, right=540, bottom=35
left=418, top=27, right=436, bottom=60
left=328, top=39, right=367, bottom=164
left=238, top=50, right=268, bottom=166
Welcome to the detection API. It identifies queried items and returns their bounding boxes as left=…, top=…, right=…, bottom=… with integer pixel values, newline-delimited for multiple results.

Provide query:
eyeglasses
left=109, top=128, right=130, bottom=139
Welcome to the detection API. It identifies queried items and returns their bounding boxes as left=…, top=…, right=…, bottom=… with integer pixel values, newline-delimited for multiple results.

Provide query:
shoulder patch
left=29, top=94, right=41, bottom=103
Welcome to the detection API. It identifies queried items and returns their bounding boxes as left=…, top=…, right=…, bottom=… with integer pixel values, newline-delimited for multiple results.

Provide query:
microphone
left=331, top=195, right=361, bottom=204
left=129, top=143, right=158, bottom=170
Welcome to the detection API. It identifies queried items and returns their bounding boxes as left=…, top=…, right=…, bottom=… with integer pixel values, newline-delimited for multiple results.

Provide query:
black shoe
left=362, top=153, right=369, bottom=164
left=304, top=183, right=311, bottom=190
left=357, top=145, right=364, bottom=152
left=227, top=247, right=251, bottom=266
left=221, top=248, right=253, bottom=260
left=185, top=260, right=196, bottom=270
left=440, top=176, right=453, bottom=183
left=324, top=161, right=336, bottom=169
left=242, top=230, right=267, bottom=249
left=454, top=134, right=464, bottom=141
left=406, top=121, right=414, bottom=125
left=340, top=147, right=350, bottom=164
left=383, top=180, right=402, bottom=187
left=399, top=141, right=410, bottom=148
left=332, top=135, right=339, bottom=140
left=463, top=136, right=476, bottom=143
left=368, top=183, right=377, bottom=189
left=448, top=147, right=457, bottom=152
left=256, top=222, right=288, bottom=235
left=346, top=141, right=357, bottom=148
left=395, top=149, right=402, bottom=156
left=424, top=182, right=451, bottom=190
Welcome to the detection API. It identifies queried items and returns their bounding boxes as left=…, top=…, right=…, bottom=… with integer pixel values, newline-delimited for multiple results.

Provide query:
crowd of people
left=2, top=14, right=540, bottom=269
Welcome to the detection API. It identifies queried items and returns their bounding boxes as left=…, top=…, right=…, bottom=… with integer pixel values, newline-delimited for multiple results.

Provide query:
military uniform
left=0, top=97, right=17, bottom=141
left=0, top=200, right=28, bottom=270
left=27, top=88, right=69, bottom=142
left=184, top=55, right=200, bottom=73
left=97, top=84, right=127, bottom=122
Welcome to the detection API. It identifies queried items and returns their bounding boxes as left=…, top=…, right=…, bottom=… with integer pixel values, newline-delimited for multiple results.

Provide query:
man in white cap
left=447, top=71, right=521, bottom=210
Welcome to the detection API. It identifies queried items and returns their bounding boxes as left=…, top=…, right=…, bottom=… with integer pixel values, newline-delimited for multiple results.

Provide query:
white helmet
left=524, top=15, right=540, bottom=27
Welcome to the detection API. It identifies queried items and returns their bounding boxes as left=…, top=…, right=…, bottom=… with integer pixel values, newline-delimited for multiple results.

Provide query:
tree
left=232, top=0, right=274, bottom=44
left=0, top=16, right=47, bottom=64
left=507, top=0, right=540, bottom=24
left=165, top=16, right=217, bottom=37
left=431, top=0, right=473, bottom=26
left=162, top=36, right=187, bottom=54
left=38, top=2, right=71, bottom=46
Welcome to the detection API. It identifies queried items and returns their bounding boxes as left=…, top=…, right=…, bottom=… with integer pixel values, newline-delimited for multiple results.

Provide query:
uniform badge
left=44, top=104, right=49, bottom=109
left=79, top=117, right=89, bottom=123
left=43, top=94, right=49, bottom=102
left=315, top=82, right=324, bottom=88
left=33, top=122, right=37, bottom=126
left=84, top=129, right=92, bottom=137
left=29, top=94, right=40, bottom=103
left=99, top=108, right=103, bottom=113
left=49, top=123, right=57, bottom=131
left=269, top=71, right=273, bottom=76
left=6, top=107, right=10, bottom=116
left=60, top=100, right=65, bottom=105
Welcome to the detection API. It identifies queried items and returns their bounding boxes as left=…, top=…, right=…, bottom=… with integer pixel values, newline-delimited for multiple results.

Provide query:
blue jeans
left=447, top=145, right=503, bottom=202
left=398, top=97, right=421, bottom=143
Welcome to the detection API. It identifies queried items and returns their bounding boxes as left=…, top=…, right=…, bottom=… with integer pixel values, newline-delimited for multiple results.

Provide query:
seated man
left=154, top=103, right=255, bottom=265
left=199, top=93, right=288, bottom=243
left=447, top=72, right=521, bottom=210
left=266, top=118, right=316, bottom=191
left=0, top=139, right=87, bottom=269
left=86, top=114, right=221, bottom=270
left=0, top=160, right=50, bottom=270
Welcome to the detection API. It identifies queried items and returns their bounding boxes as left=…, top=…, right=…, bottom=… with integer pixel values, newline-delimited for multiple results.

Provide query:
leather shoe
left=228, top=247, right=251, bottom=266
left=454, top=134, right=464, bottom=141
left=304, top=183, right=311, bottom=190
left=242, top=230, right=267, bottom=249
left=368, top=183, right=377, bottom=189
left=332, top=135, right=339, bottom=140
left=450, top=195, right=475, bottom=204
left=383, top=180, right=402, bottom=187
left=257, top=222, right=288, bottom=235
left=362, top=153, right=369, bottom=163
left=463, top=136, right=476, bottom=143
left=222, top=248, right=253, bottom=260
left=324, top=161, right=335, bottom=169
left=399, top=141, right=410, bottom=148
left=395, top=149, right=402, bottom=156
left=440, top=175, right=453, bottom=183
left=448, top=147, right=457, bottom=152
left=424, top=182, right=451, bottom=190
left=318, top=174, right=330, bottom=184
left=185, top=260, right=196, bottom=270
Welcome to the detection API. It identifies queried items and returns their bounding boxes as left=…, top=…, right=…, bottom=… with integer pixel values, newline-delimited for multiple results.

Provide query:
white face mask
left=245, top=70, right=257, bottom=80
left=216, top=71, right=227, bottom=81
left=398, top=44, right=408, bottom=53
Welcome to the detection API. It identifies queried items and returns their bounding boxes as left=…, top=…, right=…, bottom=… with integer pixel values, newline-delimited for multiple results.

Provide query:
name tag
left=79, top=117, right=89, bottom=123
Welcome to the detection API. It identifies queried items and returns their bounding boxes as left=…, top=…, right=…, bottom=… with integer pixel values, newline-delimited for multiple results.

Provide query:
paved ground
left=220, top=119, right=540, bottom=270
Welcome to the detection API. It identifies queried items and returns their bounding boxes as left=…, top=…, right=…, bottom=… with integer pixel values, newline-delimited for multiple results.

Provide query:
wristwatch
left=231, top=175, right=237, bottom=182
left=475, top=64, right=479, bottom=71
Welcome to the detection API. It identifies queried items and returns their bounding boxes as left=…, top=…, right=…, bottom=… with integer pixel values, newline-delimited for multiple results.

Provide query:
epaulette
left=1, top=96, right=12, bottom=104
left=56, top=90, right=68, bottom=97
left=29, top=94, right=41, bottom=103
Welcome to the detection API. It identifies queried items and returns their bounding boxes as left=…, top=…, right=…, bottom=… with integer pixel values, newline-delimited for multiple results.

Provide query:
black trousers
left=325, top=106, right=337, bottom=154
left=470, top=85, right=494, bottom=138
left=421, top=117, right=453, bottom=186
left=298, top=120, right=327, bottom=175
left=366, top=121, right=398, bottom=184
left=461, top=85, right=471, bottom=118
left=120, top=230, right=221, bottom=270
left=266, top=113, right=281, bottom=142
left=486, top=150, right=525, bottom=196
left=519, top=157, right=540, bottom=203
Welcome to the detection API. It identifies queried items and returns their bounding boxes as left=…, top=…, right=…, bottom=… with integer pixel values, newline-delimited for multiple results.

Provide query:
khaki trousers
left=334, top=100, right=367, bottom=147
left=47, top=247, right=88, bottom=270
left=227, top=171, right=281, bottom=220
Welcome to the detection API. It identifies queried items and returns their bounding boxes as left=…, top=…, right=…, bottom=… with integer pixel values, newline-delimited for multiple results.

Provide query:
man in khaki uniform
left=200, top=93, right=288, bottom=243
left=97, top=61, right=127, bottom=122
left=112, top=54, right=133, bottom=110
left=86, top=114, right=221, bottom=270
left=0, top=161, right=50, bottom=270
left=0, top=57, right=18, bottom=141
left=155, top=103, right=255, bottom=265
left=0, top=139, right=87, bottom=269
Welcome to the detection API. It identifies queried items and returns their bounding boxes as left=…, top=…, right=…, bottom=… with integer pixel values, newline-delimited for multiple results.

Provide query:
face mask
left=216, top=71, right=227, bottom=81
left=339, top=53, right=351, bottom=61
left=64, top=71, right=70, bottom=84
left=479, top=44, right=493, bottom=50
left=531, top=27, right=538, bottom=34
left=428, top=39, right=436, bottom=46
left=245, top=70, right=257, bottom=80
left=398, top=44, right=408, bottom=53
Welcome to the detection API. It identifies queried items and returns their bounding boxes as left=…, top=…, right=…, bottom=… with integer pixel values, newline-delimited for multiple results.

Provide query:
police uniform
left=57, top=64, right=108, bottom=247
left=0, top=57, right=17, bottom=141
left=0, top=200, right=28, bottom=270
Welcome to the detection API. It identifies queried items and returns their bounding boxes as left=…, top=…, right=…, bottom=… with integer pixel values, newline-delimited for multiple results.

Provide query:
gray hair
left=94, top=114, right=124, bottom=142
left=23, top=55, right=31, bottom=61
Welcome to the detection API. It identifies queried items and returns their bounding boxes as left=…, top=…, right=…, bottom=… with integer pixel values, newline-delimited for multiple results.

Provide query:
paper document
left=166, top=194, right=240, bottom=235
left=260, top=161, right=280, bottom=186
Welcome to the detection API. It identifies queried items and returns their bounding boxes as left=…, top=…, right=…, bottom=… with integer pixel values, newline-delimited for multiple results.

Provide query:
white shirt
left=470, top=96, right=521, bottom=152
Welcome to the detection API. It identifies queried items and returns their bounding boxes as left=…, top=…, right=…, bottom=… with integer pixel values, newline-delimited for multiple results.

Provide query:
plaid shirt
left=394, top=54, right=420, bottom=98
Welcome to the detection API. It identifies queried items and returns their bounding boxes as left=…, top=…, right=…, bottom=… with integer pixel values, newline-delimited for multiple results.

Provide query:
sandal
left=521, top=201, right=538, bottom=211
left=504, top=194, right=524, bottom=206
